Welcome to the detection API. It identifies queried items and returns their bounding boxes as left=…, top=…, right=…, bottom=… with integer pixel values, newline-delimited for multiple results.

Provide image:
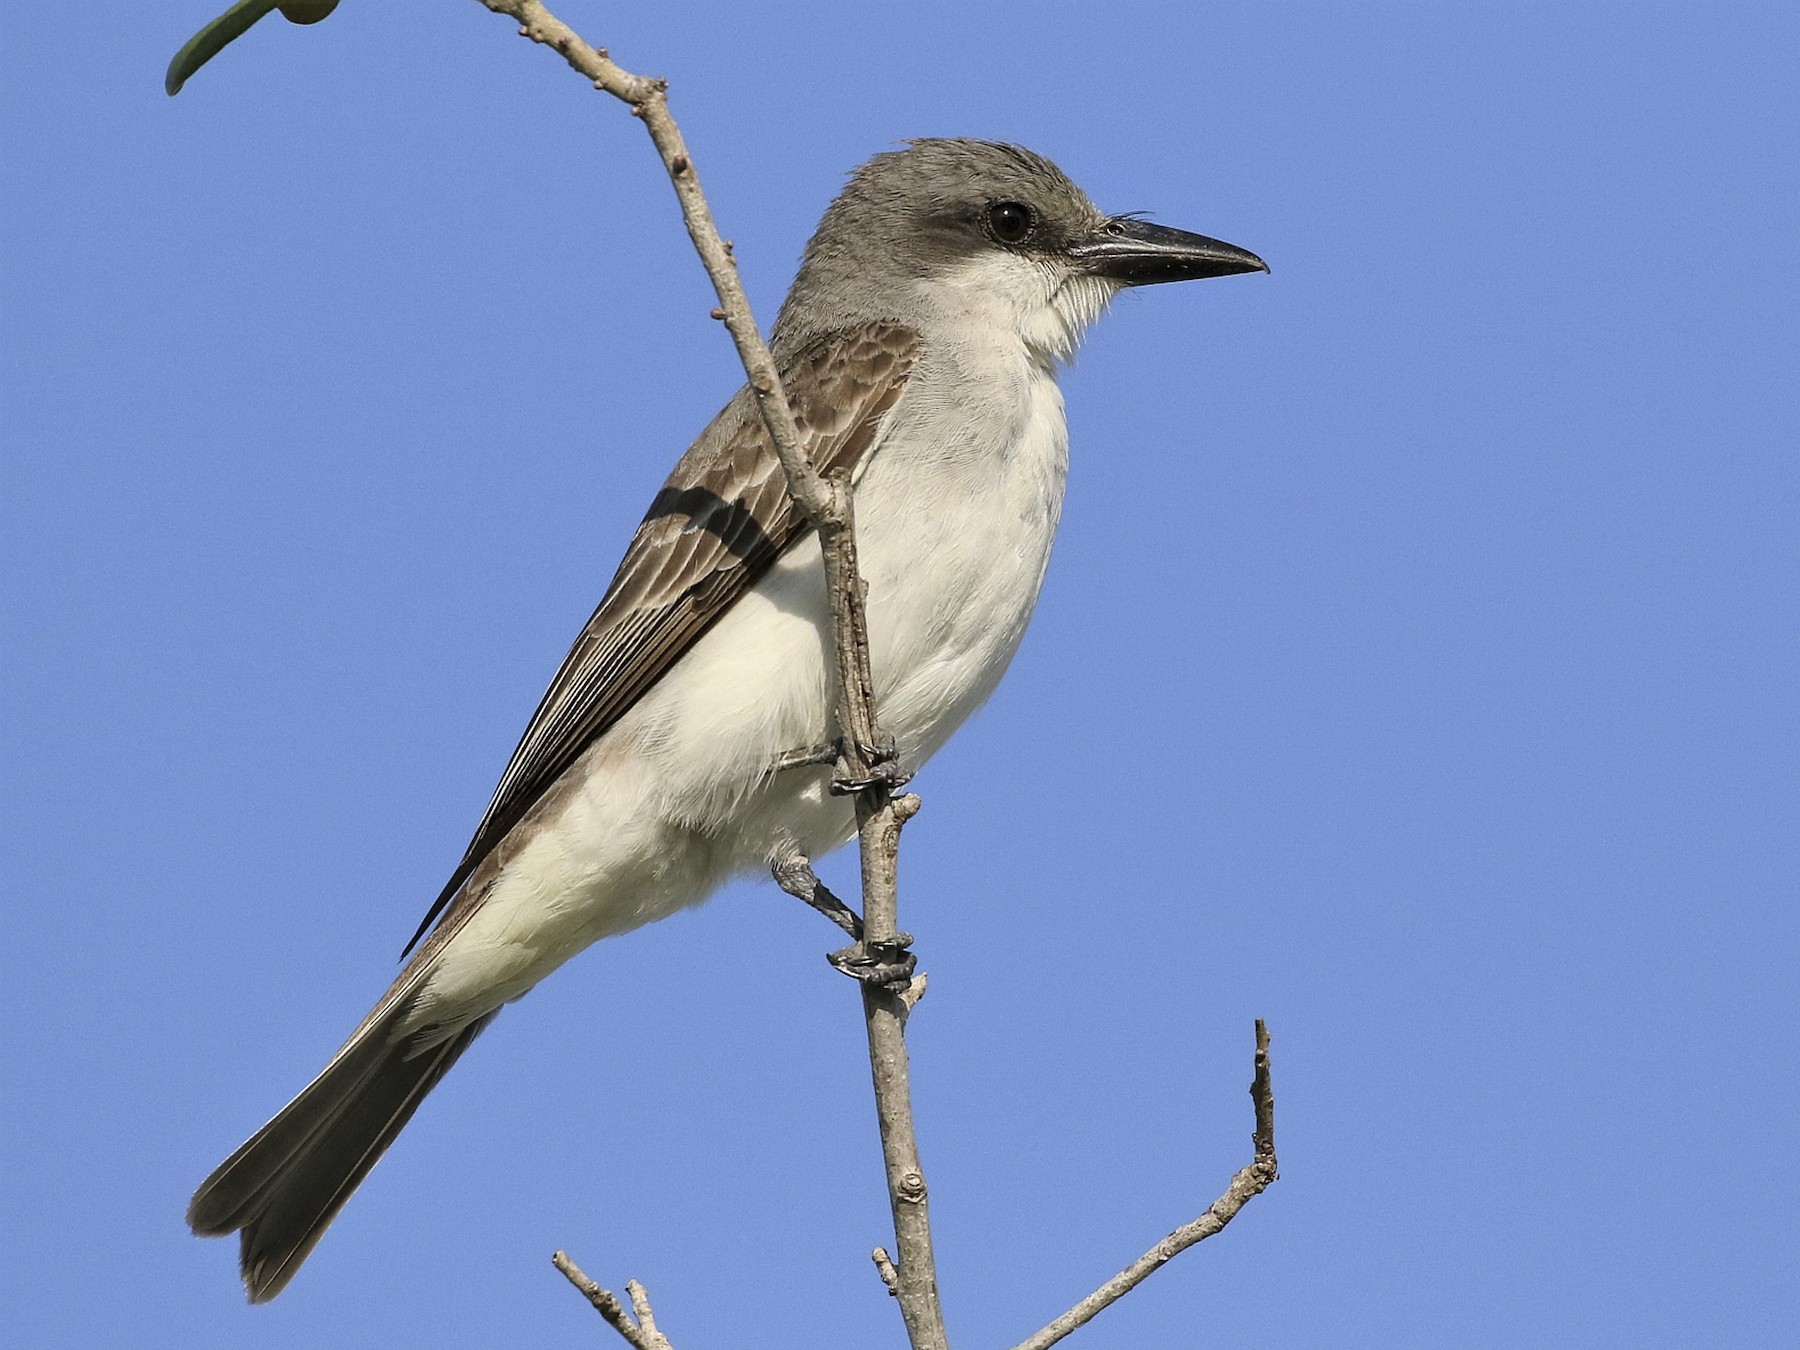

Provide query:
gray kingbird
left=187, top=138, right=1266, bottom=1300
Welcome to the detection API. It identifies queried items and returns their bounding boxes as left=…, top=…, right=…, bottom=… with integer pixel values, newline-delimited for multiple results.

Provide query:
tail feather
left=186, top=1021, right=394, bottom=1236
left=188, top=994, right=496, bottom=1302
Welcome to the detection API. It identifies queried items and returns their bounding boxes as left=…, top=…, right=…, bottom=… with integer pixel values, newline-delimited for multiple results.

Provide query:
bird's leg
left=770, top=852, right=916, bottom=992
left=771, top=742, right=839, bottom=773
left=772, top=852, right=862, bottom=940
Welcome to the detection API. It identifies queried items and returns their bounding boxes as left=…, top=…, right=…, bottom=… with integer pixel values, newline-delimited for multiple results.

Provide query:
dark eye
left=986, top=201, right=1036, bottom=245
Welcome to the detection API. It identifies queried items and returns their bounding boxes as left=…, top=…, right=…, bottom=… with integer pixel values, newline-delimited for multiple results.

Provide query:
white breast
left=415, top=336, right=1072, bottom=1026
left=854, top=352, right=1069, bottom=767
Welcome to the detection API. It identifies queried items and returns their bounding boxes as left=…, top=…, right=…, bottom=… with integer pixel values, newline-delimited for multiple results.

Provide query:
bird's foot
left=831, top=730, right=912, bottom=796
left=828, top=935, right=917, bottom=993
left=771, top=853, right=918, bottom=994
left=771, top=734, right=912, bottom=795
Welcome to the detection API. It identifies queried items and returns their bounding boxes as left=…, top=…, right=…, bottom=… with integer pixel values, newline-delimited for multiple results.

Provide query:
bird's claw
left=828, top=935, right=917, bottom=992
left=830, top=731, right=911, bottom=796
left=772, top=735, right=910, bottom=793
left=774, top=854, right=919, bottom=992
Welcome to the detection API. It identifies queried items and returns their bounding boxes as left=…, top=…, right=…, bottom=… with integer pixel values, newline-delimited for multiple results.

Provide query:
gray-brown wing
left=401, top=323, right=920, bottom=955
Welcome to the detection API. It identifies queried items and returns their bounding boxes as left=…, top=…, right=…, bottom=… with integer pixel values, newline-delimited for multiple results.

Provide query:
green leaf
left=165, top=0, right=341, bottom=97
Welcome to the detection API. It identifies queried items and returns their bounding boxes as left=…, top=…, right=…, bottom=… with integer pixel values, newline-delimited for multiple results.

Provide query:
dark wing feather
left=401, top=323, right=920, bottom=955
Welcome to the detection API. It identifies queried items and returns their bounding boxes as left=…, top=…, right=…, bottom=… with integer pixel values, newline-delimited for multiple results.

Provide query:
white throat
left=928, top=253, right=1122, bottom=368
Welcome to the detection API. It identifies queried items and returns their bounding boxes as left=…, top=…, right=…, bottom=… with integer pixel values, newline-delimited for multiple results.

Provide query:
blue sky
left=4, top=2, right=1795, bottom=1346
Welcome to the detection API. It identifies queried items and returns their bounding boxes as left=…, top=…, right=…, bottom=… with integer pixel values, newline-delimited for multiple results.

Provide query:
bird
left=186, top=137, right=1266, bottom=1301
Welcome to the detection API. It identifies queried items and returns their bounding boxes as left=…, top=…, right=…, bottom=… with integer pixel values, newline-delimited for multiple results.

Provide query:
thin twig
left=873, top=1246, right=903, bottom=1297
left=472, top=6, right=949, bottom=1346
left=896, top=969, right=929, bottom=1014
left=830, top=483, right=947, bottom=1350
left=472, top=0, right=830, bottom=526
left=551, top=1252, right=677, bottom=1350
left=1006, top=1021, right=1278, bottom=1350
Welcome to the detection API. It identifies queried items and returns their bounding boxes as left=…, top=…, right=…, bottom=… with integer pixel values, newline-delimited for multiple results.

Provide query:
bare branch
left=472, top=0, right=830, bottom=526
left=471, top=6, right=949, bottom=1344
left=1006, top=1021, right=1278, bottom=1350
left=850, top=788, right=946, bottom=1350
left=626, top=1281, right=672, bottom=1347
left=551, top=1252, right=677, bottom=1350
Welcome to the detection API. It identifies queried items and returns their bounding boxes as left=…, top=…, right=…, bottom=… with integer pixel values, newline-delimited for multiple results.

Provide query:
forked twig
left=552, top=1252, right=677, bottom=1350
left=1006, top=1021, right=1278, bottom=1350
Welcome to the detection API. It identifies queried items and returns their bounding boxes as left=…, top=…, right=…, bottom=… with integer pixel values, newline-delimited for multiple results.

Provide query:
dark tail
left=187, top=995, right=496, bottom=1302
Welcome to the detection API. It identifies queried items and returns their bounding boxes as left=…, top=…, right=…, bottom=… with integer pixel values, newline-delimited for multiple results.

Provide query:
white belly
left=415, top=359, right=1068, bottom=1026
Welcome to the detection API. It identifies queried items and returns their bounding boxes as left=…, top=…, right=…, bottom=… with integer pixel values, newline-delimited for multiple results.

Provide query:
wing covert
left=401, top=323, right=920, bottom=955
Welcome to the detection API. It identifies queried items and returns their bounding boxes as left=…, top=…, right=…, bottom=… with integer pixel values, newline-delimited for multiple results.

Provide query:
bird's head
left=776, top=138, right=1266, bottom=363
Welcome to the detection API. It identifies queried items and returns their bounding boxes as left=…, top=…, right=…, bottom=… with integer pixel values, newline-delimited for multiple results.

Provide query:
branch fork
left=551, top=1253, right=675, bottom=1350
